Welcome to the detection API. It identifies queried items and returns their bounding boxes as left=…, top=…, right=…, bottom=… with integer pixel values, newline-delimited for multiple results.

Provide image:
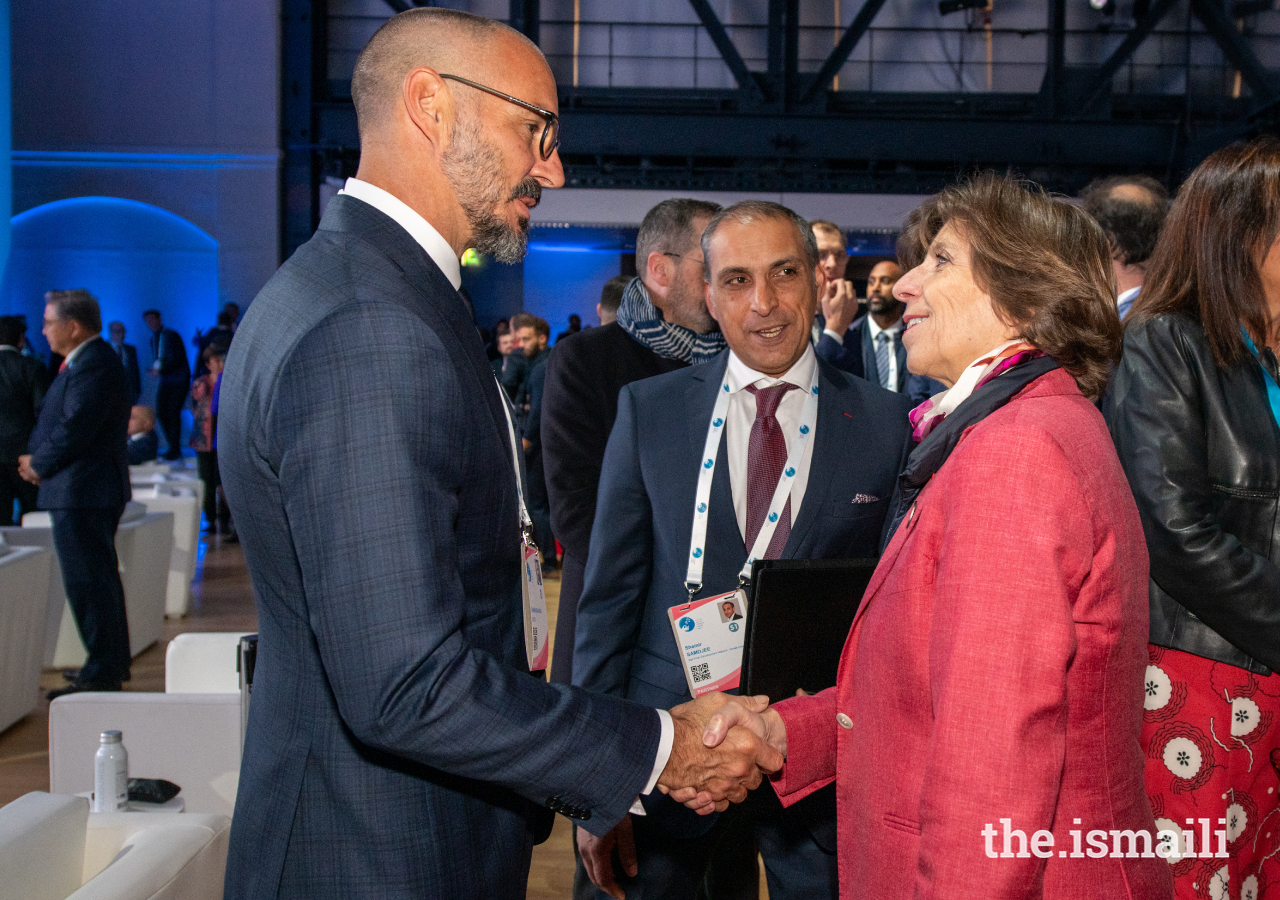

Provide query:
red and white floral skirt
left=1143, top=644, right=1280, bottom=900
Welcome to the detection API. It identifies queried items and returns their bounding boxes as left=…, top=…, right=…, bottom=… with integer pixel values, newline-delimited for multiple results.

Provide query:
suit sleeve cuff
left=629, top=708, right=673, bottom=816
left=822, top=328, right=846, bottom=343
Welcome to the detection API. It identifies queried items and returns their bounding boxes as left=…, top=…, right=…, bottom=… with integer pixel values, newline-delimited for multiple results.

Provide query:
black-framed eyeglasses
left=439, top=74, right=560, bottom=161
left=664, top=251, right=705, bottom=265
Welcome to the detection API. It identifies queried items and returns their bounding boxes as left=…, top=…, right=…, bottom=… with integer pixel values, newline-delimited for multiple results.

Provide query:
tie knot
left=877, top=331, right=891, bottom=344
left=746, top=382, right=796, bottom=418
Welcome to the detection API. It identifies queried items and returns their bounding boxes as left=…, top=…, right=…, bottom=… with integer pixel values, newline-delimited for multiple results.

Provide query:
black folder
left=740, top=558, right=878, bottom=701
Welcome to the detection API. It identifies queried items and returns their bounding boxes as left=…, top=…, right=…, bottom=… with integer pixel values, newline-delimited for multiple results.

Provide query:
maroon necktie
left=745, top=383, right=797, bottom=557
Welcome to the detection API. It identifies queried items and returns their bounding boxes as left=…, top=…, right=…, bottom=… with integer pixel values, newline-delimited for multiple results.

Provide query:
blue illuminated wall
left=10, top=0, right=278, bottom=316
left=0, top=0, right=10, bottom=282
left=9, top=198, right=218, bottom=397
left=523, top=247, right=623, bottom=340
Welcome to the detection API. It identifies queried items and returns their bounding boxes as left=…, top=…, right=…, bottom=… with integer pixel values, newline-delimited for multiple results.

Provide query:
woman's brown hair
left=1128, top=136, right=1280, bottom=368
left=897, top=172, right=1120, bottom=400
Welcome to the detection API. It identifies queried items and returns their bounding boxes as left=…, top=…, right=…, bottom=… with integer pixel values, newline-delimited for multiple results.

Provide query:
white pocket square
left=851, top=494, right=882, bottom=504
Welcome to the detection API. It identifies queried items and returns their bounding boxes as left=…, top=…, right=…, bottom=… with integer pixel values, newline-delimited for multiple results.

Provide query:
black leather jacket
left=1111, top=313, right=1280, bottom=675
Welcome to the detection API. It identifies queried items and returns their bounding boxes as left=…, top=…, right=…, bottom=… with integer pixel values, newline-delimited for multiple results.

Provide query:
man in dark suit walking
left=573, top=202, right=914, bottom=900
left=0, top=315, right=50, bottom=525
left=19, top=290, right=132, bottom=696
left=142, top=309, right=190, bottom=459
left=543, top=198, right=723, bottom=686
left=107, top=321, right=142, bottom=403
left=217, top=11, right=779, bottom=900
left=516, top=315, right=557, bottom=572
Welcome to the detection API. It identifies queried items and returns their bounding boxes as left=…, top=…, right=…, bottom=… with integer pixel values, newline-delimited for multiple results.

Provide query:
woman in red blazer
left=685, top=175, right=1174, bottom=899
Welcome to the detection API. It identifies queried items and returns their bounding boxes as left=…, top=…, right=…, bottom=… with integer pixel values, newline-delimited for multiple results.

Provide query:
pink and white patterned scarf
left=908, top=340, right=1044, bottom=443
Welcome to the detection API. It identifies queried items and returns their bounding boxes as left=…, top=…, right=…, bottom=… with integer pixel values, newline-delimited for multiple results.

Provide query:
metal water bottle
left=93, top=730, right=128, bottom=812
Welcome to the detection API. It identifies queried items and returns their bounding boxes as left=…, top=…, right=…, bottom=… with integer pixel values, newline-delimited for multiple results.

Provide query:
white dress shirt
left=346, top=178, right=677, bottom=809
left=724, top=346, right=818, bottom=541
left=865, top=315, right=904, bottom=392
left=338, top=178, right=462, bottom=291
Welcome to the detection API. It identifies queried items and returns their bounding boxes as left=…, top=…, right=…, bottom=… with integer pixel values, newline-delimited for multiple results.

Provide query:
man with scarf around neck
left=687, top=175, right=1172, bottom=900
left=572, top=201, right=912, bottom=900
left=543, top=198, right=736, bottom=900
left=543, top=197, right=725, bottom=688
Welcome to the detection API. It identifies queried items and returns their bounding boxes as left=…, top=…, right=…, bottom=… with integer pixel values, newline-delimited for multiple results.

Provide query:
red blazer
left=772, top=369, right=1172, bottom=900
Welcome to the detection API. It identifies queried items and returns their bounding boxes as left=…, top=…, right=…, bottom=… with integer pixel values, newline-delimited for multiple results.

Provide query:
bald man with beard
left=217, top=10, right=779, bottom=900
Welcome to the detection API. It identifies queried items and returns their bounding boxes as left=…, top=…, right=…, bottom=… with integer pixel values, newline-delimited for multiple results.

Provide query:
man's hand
left=821, top=278, right=857, bottom=335
left=655, top=693, right=782, bottom=813
left=522, top=437, right=532, bottom=452
left=667, top=699, right=789, bottom=814
left=577, top=815, right=637, bottom=900
left=17, top=455, right=39, bottom=486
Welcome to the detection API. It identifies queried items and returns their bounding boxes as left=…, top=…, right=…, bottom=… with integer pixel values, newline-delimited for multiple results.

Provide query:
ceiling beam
left=687, top=0, right=763, bottom=101
left=1077, top=0, right=1180, bottom=115
left=800, top=0, right=890, bottom=105
left=1191, top=0, right=1278, bottom=103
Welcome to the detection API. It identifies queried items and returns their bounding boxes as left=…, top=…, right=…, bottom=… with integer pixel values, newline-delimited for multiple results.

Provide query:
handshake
left=657, top=691, right=789, bottom=814
left=578, top=692, right=789, bottom=900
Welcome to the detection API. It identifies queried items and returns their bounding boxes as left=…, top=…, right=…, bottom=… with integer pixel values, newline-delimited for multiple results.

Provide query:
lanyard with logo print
left=667, top=365, right=820, bottom=697
left=496, top=378, right=549, bottom=673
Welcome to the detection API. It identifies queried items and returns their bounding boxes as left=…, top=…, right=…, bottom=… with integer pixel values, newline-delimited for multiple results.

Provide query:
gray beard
left=440, top=115, right=532, bottom=265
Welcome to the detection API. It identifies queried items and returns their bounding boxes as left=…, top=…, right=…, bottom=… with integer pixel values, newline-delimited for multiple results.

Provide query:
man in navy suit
left=20, top=290, right=132, bottom=696
left=107, top=321, right=142, bottom=403
left=573, top=201, right=914, bottom=900
left=142, top=309, right=190, bottom=459
left=217, top=11, right=779, bottom=900
left=816, top=258, right=945, bottom=406
left=0, top=315, right=49, bottom=525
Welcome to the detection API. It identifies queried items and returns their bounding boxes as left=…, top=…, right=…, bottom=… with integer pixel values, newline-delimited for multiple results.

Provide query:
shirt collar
left=865, top=313, right=904, bottom=341
left=1117, top=286, right=1141, bottom=306
left=726, top=344, right=817, bottom=394
left=339, top=177, right=462, bottom=291
left=63, top=335, right=101, bottom=368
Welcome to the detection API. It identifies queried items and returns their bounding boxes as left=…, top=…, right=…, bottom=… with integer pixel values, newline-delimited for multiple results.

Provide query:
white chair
left=49, top=693, right=242, bottom=816
left=0, top=541, right=53, bottom=733
left=9, top=503, right=173, bottom=667
left=0, top=792, right=230, bottom=900
left=164, top=633, right=245, bottom=694
left=131, top=486, right=201, bottom=618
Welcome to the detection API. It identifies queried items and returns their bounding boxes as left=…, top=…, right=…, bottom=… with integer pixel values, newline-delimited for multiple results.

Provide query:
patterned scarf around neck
left=908, top=340, right=1044, bottom=443
left=615, top=276, right=726, bottom=364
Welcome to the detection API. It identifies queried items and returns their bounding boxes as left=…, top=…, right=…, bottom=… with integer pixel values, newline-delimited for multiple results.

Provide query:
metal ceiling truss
left=281, top=0, right=1280, bottom=260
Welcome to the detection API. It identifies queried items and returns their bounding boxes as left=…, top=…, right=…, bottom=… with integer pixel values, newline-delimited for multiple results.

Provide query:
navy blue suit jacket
left=572, top=351, right=912, bottom=838
left=114, top=342, right=142, bottom=402
left=29, top=337, right=131, bottom=510
left=218, top=195, right=661, bottom=900
left=815, top=314, right=946, bottom=406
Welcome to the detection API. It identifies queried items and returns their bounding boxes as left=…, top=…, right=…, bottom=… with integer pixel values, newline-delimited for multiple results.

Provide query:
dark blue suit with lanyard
left=573, top=349, right=912, bottom=899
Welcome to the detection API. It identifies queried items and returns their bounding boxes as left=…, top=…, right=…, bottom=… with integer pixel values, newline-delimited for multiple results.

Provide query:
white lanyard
left=685, top=368, right=820, bottom=599
left=495, top=377, right=536, bottom=544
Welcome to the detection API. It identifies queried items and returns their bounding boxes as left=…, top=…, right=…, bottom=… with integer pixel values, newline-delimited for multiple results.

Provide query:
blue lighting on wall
left=8, top=197, right=219, bottom=389
left=0, top=0, right=11, bottom=286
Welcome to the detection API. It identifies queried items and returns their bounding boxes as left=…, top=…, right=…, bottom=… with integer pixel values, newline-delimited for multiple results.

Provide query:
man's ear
left=402, top=67, right=451, bottom=152
left=645, top=251, right=671, bottom=293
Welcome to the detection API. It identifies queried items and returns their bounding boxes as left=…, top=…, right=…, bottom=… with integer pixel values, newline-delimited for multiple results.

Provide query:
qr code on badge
left=691, top=663, right=711, bottom=684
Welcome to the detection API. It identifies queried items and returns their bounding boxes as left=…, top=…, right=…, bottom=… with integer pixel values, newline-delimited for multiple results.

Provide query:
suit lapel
left=322, top=196, right=509, bottom=451
left=861, top=323, right=877, bottom=385
left=894, top=338, right=909, bottom=393
left=686, top=354, right=746, bottom=565
left=783, top=362, right=845, bottom=557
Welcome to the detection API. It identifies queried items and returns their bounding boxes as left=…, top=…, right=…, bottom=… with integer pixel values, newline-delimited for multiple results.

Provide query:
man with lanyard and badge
left=572, top=201, right=913, bottom=900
